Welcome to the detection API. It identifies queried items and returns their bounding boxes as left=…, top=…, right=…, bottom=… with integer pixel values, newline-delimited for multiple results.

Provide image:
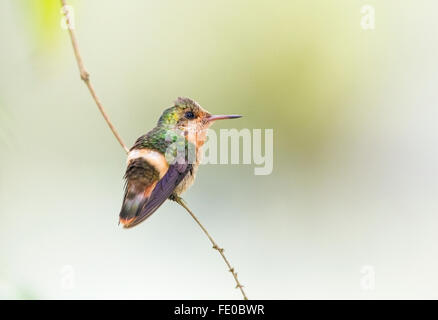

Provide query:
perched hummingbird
left=119, top=97, right=241, bottom=228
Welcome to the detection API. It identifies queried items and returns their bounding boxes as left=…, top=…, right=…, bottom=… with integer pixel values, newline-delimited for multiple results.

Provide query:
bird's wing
left=119, top=157, right=160, bottom=227
left=120, top=159, right=192, bottom=228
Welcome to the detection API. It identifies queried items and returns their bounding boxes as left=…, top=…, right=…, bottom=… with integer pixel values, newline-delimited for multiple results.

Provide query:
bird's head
left=158, top=97, right=241, bottom=135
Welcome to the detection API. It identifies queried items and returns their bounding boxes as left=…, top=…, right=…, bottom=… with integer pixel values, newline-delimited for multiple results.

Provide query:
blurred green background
left=1, top=0, right=437, bottom=299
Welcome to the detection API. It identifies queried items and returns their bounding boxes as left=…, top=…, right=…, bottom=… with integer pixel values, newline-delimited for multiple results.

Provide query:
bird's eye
left=185, top=111, right=195, bottom=119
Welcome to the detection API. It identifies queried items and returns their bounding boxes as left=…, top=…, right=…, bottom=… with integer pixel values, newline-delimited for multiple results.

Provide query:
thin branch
left=60, top=0, right=248, bottom=300
left=60, top=0, right=129, bottom=153
left=175, top=197, right=248, bottom=300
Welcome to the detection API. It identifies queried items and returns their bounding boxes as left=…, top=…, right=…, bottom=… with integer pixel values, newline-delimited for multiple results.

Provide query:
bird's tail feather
left=119, top=182, right=156, bottom=227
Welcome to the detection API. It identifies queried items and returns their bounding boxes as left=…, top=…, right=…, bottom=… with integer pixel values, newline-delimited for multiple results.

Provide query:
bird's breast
left=174, top=162, right=199, bottom=196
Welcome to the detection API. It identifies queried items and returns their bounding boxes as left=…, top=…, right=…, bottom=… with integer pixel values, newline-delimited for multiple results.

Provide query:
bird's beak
left=206, top=114, right=242, bottom=122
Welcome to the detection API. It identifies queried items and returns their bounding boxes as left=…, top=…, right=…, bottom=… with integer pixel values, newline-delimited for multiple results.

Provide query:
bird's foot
left=169, top=194, right=182, bottom=202
left=169, top=194, right=188, bottom=208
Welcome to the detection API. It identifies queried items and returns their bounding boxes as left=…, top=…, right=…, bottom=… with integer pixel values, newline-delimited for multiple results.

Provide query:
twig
left=60, top=0, right=129, bottom=154
left=175, top=197, right=248, bottom=300
left=60, top=0, right=247, bottom=300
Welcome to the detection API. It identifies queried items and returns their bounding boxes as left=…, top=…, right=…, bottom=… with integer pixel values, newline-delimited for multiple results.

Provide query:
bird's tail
left=119, top=181, right=157, bottom=228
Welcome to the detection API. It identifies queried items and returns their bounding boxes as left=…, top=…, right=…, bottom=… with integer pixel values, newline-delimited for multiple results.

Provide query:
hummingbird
left=119, top=97, right=242, bottom=228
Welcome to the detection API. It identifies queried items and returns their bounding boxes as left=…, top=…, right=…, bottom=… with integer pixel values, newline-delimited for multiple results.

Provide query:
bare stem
left=60, top=0, right=247, bottom=300
left=60, top=0, right=129, bottom=154
left=175, top=197, right=248, bottom=300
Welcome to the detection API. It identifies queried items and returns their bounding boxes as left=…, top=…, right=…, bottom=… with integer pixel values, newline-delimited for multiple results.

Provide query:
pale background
left=0, top=0, right=437, bottom=299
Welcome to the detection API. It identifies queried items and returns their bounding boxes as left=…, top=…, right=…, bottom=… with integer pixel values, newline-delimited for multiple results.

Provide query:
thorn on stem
left=81, top=71, right=90, bottom=81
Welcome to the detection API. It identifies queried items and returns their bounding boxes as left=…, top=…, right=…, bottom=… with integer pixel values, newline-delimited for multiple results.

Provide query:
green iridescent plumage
left=131, top=97, right=201, bottom=155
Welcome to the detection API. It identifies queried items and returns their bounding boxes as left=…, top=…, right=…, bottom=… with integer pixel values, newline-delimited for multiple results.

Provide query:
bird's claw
left=169, top=194, right=184, bottom=203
